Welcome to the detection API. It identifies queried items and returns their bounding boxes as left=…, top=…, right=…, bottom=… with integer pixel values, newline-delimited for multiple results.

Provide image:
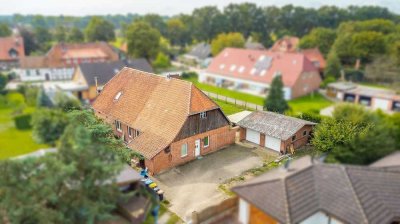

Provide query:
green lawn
left=214, top=99, right=250, bottom=115
left=288, top=93, right=334, bottom=114
left=0, top=108, right=48, bottom=159
left=184, top=76, right=265, bottom=105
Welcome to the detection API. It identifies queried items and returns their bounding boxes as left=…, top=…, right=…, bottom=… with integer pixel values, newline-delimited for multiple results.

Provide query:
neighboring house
left=72, top=59, right=153, bottom=101
left=327, top=82, right=400, bottom=112
left=182, top=42, right=211, bottom=66
left=232, top=155, right=400, bottom=224
left=92, top=68, right=236, bottom=174
left=301, top=48, right=326, bottom=73
left=245, top=42, right=266, bottom=50
left=18, top=42, right=119, bottom=82
left=0, top=36, right=25, bottom=70
left=201, top=48, right=321, bottom=99
left=270, top=36, right=299, bottom=53
left=237, top=111, right=315, bottom=153
left=370, top=151, right=400, bottom=172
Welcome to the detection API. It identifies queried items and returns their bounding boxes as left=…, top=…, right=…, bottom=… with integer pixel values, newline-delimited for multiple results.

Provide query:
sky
left=1, top=0, right=399, bottom=16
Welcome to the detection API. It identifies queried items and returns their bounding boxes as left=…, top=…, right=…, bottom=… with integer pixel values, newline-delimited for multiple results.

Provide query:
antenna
left=94, top=76, right=99, bottom=94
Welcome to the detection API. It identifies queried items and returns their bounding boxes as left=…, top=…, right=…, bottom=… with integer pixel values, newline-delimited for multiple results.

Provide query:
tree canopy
left=299, top=27, right=337, bottom=56
left=126, top=21, right=161, bottom=59
left=211, top=32, right=245, bottom=56
left=0, top=23, right=11, bottom=37
left=84, top=16, right=115, bottom=42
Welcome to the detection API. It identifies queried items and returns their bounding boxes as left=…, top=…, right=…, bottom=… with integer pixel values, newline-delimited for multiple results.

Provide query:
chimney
left=95, top=76, right=99, bottom=95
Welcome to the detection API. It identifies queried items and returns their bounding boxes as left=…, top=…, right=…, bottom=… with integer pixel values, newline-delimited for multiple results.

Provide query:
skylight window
left=259, top=55, right=266, bottom=61
left=219, top=64, right=225, bottom=70
left=260, top=70, right=266, bottom=76
left=250, top=68, right=257, bottom=75
left=238, top=66, right=245, bottom=73
left=114, top=91, right=122, bottom=100
left=230, top=64, right=236, bottom=72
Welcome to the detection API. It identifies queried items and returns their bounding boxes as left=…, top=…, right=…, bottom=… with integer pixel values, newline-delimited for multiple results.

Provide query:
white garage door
left=265, top=135, right=281, bottom=152
left=246, top=129, right=260, bottom=145
left=374, top=98, right=390, bottom=110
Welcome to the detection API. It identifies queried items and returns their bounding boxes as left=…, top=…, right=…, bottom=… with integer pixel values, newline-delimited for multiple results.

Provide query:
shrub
left=14, top=113, right=32, bottom=130
left=320, top=76, right=336, bottom=89
left=181, top=71, right=198, bottom=79
left=345, top=69, right=364, bottom=82
left=295, top=112, right=323, bottom=123
left=152, top=52, right=171, bottom=69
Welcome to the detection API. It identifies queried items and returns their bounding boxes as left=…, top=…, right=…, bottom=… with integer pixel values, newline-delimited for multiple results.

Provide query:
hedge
left=14, top=113, right=32, bottom=130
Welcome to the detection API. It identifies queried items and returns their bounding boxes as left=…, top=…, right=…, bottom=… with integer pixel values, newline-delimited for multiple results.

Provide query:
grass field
left=288, top=93, right=334, bottom=114
left=0, top=108, right=48, bottom=159
left=214, top=99, right=250, bottom=115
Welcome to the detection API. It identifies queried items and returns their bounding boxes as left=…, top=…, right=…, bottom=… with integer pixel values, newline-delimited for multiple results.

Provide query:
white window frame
left=115, top=120, right=122, bottom=132
left=128, top=127, right=133, bottom=138
left=200, top=111, right=207, bottom=119
left=181, top=143, right=188, bottom=157
left=204, top=136, right=210, bottom=148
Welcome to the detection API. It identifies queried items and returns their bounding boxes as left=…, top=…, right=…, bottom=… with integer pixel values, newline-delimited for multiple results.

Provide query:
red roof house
left=202, top=48, right=321, bottom=99
left=270, top=36, right=299, bottom=53
left=0, top=36, right=25, bottom=69
left=302, top=48, right=326, bottom=72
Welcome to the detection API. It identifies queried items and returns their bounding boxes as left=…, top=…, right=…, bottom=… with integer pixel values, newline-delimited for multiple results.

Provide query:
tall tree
left=191, top=6, right=226, bottom=41
left=67, top=27, right=84, bottom=42
left=18, top=27, right=38, bottom=55
left=0, top=23, right=11, bottom=37
left=84, top=16, right=115, bottom=42
left=264, top=75, right=289, bottom=113
left=298, top=27, right=337, bottom=56
left=126, top=21, right=160, bottom=59
left=211, top=32, right=245, bottom=56
left=54, top=25, right=66, bottom=42
left=324, top=50, right=342, bottom=79
left=141, top=14, right=167, bottom=36
left=166, top=18, right=186, bottom=46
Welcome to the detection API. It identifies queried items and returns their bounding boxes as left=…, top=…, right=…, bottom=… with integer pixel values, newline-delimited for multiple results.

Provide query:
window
left=292, top=135, right=296, bottom=141
left=200, top=111, right=207, bottom=119
left=204, top=136, right=209, bottom=148
left=303, top=130, right=307, bottom=136
left=250, top=68, right=257, bottom=75
left=114, top=91, right=122, bottom=100
left=128, top=127, right=133, bottom=137
left=260, top=69, right=266, bottom=76
left=230, top=64, right=236, bottom=72
left=181, top=143, right=188, bottom=157
left=115, top=120, right=122, bottom=132
left=135, top=130, right=140, bottom=137
left=26, top=70, right=31, bottom=76
left=219, top=64, right=225, bottom=70
left=238, top=66, right=245, bottom=73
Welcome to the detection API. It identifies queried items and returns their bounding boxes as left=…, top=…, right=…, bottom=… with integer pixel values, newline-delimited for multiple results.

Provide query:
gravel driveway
left=153, top=144, right=263, bottom=222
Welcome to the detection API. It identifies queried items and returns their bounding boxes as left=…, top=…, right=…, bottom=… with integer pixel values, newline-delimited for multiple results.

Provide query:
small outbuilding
left=237, top=111, right=316, bottom=154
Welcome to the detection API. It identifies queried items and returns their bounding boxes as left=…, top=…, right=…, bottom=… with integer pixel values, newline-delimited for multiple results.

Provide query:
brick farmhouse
left=237, top=111, right=316, bottom=154
left=92, top=68, right=236, bottom=174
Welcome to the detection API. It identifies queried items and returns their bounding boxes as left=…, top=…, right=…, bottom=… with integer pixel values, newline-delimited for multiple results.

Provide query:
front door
left=195, top=139, right=201, bottom=157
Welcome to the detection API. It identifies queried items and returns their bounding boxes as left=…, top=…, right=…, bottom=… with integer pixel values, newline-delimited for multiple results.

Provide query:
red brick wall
left=239, top=127, right=246, bottom=141
left=149, top=125, right=236, bottom=174
left=291, top=71, right=321, bottom=98
left=281, top=125, right=314, bottom=153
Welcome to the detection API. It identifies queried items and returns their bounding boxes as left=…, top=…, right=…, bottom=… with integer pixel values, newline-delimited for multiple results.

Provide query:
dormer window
left=200, top=112, right=207, bottom=119
left=114, top=91, right=122, bottom=101
left=128, top=127, right=133, bottom=137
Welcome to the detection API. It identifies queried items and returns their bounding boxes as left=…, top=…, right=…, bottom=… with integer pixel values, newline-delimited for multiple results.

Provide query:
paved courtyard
left=153, top=144, right=264, bottom=221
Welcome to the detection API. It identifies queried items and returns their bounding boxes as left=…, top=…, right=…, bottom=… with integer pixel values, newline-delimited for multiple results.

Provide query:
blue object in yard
left=140, top=168, right=148, bottom=177
left=145, top=179, right=153, bottom=185
left=151, top=204, right=160, bottom=224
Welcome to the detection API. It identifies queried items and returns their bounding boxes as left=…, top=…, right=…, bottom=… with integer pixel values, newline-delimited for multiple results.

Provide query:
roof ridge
left=282, top=173, right=291, bottom=224
left=342, top=166, right=369, bottom=223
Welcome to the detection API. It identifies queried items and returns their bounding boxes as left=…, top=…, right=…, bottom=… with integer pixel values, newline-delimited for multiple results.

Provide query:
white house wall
left=199, top=72, right=293, bottom=100
left=19, top=68, right=74, bottom=82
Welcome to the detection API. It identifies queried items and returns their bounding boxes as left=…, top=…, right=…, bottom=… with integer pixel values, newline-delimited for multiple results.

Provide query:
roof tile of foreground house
left=206, top=48, right=318, bottom=88
left=92, top=68, right=219, bottom=159
left=232, top=155, right=400, bottom=224
left=20, top=42, right=118, bottom=69
left=237, top=111, right=316, bottom=140
left=0, top=36, right=25, bottom=61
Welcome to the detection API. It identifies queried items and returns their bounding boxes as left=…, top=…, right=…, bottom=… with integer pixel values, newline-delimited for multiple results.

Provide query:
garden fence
left=202, top=90, right=264, bottom=111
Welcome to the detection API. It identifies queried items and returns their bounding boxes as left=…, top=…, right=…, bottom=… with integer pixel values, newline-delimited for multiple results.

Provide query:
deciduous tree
left=84, top=17, right=115, bottom=42
left=299, top=27, right=336, bottom=56
left=126, top=21, right=160, bottom=59
left=0, top=23, right=11, bottom=37
left=211, top=32, right=245, bottom=56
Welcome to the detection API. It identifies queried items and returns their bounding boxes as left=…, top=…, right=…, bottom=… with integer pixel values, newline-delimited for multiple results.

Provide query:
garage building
left=237, top=111, right=316, bottom=154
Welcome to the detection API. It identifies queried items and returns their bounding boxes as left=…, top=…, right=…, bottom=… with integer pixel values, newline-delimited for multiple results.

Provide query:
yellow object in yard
left=149, top=183, right=157, bottom=188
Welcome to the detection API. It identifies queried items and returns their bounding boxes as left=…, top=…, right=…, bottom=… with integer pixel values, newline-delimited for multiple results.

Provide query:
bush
left=295, top=112, right=323, bottom=123
left=181, top=71, right=198, bottom=79
left=14, top=113, right=32, bottom=130
left=320, top=76, right=336, bottom=89
left=6, top=92, right=25, bottom=107
left=152, top=52, right=171, bottom=69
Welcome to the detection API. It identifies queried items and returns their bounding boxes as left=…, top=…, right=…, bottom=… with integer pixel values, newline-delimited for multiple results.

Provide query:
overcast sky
left=1, top=0, right=399, bottom=16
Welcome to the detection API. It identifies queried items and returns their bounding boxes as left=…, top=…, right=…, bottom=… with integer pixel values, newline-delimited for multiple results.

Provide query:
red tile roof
left=205, top=48, right=318, bottom=87
left=0, top=36, right=25, bottom=61
left=20, top=42, right=118, bottom=68
left=302, top=48, right=326, bottom=70
left=270, top=36, right=299, bottom=53
left=92, top=68, right=220, bottom=159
